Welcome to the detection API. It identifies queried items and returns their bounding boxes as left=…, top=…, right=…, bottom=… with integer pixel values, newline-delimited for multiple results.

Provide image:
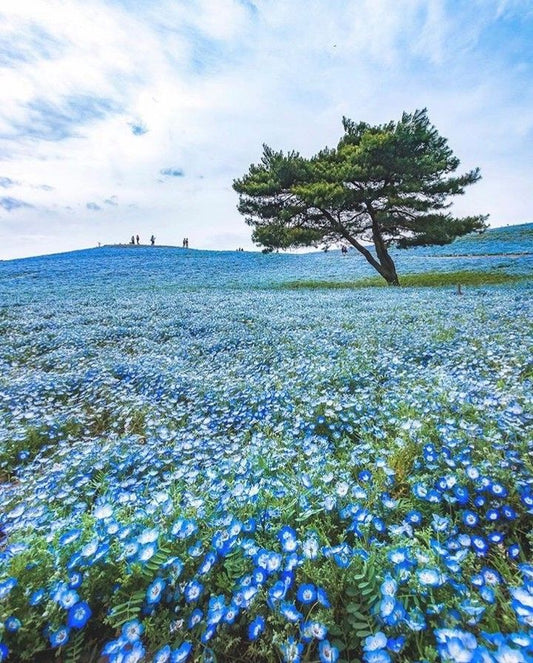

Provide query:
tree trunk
left=369, top=211, right=400, bottom=285
left=323, top=209, right=401, bottom=285
left=382, top=269, right=400, bottom=286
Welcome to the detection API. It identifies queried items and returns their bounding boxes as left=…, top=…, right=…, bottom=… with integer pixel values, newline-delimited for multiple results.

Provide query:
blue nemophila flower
left=364, top=632, right=388, bottom=652
left=268, top=580, right=287, bottom=604
left=431, top=513, right=450, bottom=532
left=163, top=556, right=184, bottom=580
left=302, top=620, right=327, bottom=640
left=510, top=587, right=533, bottom=627
left=502, top=505, right=517, bottom=520
left=153, top=644, right=172, bottom=663
left=5, top=616, right=21, bottom=632
left=435, top=628, right=478, bottom=662
left=278, top=525, right=298, bottom=552
left=480, top=586, right=495, bottom=603
left=472, top=536, right=489, bottom=555
left=0, top=578, right=17, bottom=599
left=316, top=587, right=331, bottom=608
left=380, top=574, right=397, bottom=597
left=265, top=551, right=283, bottom=573
left=124, top=640, right=145, bottom=662
left=405, top=510, right=422, bottom=525
left=121, top=618, right=144, bottom=643
left=123, top=540, right=139, bottom=560
left=223, top=601, right=239, bottom=624
left=138, top=542, right=157, bottom=562
left=302, top=536, right=319, bottom=559
left=319, top=639, right=339, bottom=663
left=49, top=625, right=70, bottom=647
left=0, top=644, right=9, bottom=661
left=171, top=518, right=198, bottom=539
left=188, top=608, right=203, bottom=628
left=279, top=636, right=303, bottom=663
left=465, top=465, right=480, bottom=480
left=462, top=510, right=479, bottom=527
left=405, top=607, right=426, bottom=631
left=387, top=635, right=405, bottom=653
left=482, top=567, right=502, bottom=585
left=212, top=530, right=235, bottom=554
left=417, top=568, right=445, bottom=587
left=488, top=531, right=505, bottom=544
left=59, top=529, right=82, bottom=546
left=57, top=587, right=79, bottom=609
left=284, top=553, right=300, bottom=572
left=67, top=601, right=92, bottom=628
left=279, top=601, right=303, bottom=622
left=68, top=571, right=83, bottom=589
left=201, top=623, right=217, bottom=644
left=91, top=542, right=110, bottom=565
left=81, top=539, right=99, bottom=558
left=146, top=577, right=166, bottom=604
left=137, top=527, right=159, bottom=544
left=248, top=615, right=265, bottom=640
left=206, top=595, right=226, bottom=625
left=253, top=567, right=267, bottom=584
left=460, top=598, right=485, bottom=623
left=29, top=588, right=45, bottom=605
left=490, top=483, right=508, bottom=498
left=363, top=651, right=391, bottom=663
left=453, top=485, right=469, bottom=505
left=378, top=596, right=396, bottom=622
left=198, top=551, right=217, bottom=575
left=413, top=483, right=428, bottom=499
left=474, top=495, right=486, bottom=507
left=296, top=583, right=316, bottom=604
left=93, top=502, right=113, bottom=519
left=184, top=580, right=203, bottom=603
left=493, top=644, right=527, bottom=663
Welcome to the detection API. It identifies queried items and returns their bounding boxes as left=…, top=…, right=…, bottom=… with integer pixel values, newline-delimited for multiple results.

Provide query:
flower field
left=0, top=229, right=532, bottom=663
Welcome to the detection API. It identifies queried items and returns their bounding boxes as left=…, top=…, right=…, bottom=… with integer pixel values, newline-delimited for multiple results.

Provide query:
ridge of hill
left=396, top=222, right=533, bottom=257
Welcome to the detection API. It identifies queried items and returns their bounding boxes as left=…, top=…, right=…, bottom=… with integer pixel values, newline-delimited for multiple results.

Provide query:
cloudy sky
left=0, top=0, right=532, bottom=260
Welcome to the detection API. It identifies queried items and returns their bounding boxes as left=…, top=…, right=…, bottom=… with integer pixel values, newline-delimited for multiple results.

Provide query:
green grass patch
left=280, top=270, right=527, bottom=289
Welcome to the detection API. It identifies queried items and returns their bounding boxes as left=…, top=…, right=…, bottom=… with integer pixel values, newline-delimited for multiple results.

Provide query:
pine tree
left=233, top=109, right=488, bottom=285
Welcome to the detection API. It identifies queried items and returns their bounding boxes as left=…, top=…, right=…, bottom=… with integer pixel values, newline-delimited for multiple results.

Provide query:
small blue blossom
left=121, top=619, right=144, bottom=643
left=67, top=601, right=92, bottom=628
left=49, top=625, right=70, bottom=648
left=248, top=615, right=265, bottom=640
left=279, top=636, right=303, bottom=663
left=146, top=577, right=166, bottom=604
left=5, top=616, right=21, bottom=632
left=296, top=583, right=316, bottom=604
left=319, top=639, right=339, bottom=663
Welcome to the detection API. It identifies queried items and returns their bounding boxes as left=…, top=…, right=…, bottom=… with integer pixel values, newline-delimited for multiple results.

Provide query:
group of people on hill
left=182, top=237, right=189, bottom=248
left=130, top=235, right=156, bottom=245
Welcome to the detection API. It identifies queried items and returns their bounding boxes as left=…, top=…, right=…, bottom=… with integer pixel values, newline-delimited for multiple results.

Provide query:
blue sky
left=0, top=0, right=532, bottom=259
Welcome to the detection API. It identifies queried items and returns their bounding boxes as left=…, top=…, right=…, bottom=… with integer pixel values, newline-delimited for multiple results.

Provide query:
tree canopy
left=233, top=109, right=488, bottom=285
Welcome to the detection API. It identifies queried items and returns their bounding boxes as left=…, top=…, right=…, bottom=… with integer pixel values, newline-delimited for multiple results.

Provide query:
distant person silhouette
left=136, top=234, right=140, bottom=245
left=130, top=235, right=135, bottom=245
left=150, top=235, right=155, bottom=246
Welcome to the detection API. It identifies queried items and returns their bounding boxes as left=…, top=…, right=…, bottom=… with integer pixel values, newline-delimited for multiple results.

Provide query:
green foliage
left=234, top=109, right=488, bottom=283
left=279, top=270, right=524, bottom=290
